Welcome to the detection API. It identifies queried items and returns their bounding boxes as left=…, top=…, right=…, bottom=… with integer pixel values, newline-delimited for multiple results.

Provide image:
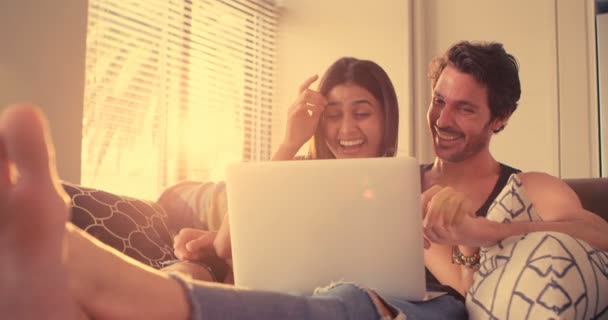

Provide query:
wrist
left=281, top=139, right=305, bottom=151
left=458, top=245, right=478, bottom=256
left=451, top=245, right=481, bottom=271
left=272, top=141, right=303, bottom=160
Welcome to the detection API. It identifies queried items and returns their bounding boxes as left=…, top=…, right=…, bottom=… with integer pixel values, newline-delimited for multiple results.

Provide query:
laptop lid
left=225, top=156, right=426, bottom=300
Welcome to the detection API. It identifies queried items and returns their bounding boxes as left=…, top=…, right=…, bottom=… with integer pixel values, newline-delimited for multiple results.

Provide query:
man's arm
left=496, top=172, right=608, bottom=250
left=447, top=172, right=608, bottom=250
left=422, top=173, right=608, bottom=295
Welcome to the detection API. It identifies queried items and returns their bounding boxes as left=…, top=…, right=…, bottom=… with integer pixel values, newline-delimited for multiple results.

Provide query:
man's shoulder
left=499, top=162, right=521, bottom=175
left=517, top=171, right=577, bottom=201
left=517, top=171, right=584, bottom=220
left=518, top=171, right=559, bottom=184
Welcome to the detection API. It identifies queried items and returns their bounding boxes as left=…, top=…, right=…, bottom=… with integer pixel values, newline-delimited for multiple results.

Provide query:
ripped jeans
left=171, top=275, right=467, bottom=320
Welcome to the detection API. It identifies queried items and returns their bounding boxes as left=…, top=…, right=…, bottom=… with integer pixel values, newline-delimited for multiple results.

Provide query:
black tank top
left=419, top=163, right=521, bottom=301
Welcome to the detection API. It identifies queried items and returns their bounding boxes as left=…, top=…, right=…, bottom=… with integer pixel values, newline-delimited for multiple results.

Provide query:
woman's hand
left=213, top=213, right=232, bottom=260
left=273, top=75, right=328, bottom=160
left=173, top=213, right=233, bottom=261
left=173, top=228, right=218, bottom=261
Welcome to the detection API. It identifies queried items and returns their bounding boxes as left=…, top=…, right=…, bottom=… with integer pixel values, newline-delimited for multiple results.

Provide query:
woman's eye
left=324, top=113, right=340, bottom=120
left=355, top=113, right=371, bottom=119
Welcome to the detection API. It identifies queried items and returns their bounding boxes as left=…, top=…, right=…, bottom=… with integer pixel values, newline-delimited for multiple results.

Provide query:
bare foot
left=0, top=105, right=189, bottom=320
left=0, top=104, right=81, bottom=319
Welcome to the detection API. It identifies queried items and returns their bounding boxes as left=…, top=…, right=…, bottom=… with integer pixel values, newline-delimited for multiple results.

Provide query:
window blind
left=82, top=0, right=278, bottom=199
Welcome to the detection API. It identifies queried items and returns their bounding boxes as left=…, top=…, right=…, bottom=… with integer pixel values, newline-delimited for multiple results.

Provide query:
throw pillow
left=63, top=182, right=177, bottom=269
left=466, top=174, right=608, bottom=319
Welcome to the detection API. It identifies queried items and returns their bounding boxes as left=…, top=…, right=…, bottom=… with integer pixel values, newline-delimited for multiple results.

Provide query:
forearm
left=271, top=142, right=301, bottom=161
left=512, top=172, right=608, bottom=250
left=482, top=218, right=608, bottom=250
left=455, top=245, right=478, bottom=295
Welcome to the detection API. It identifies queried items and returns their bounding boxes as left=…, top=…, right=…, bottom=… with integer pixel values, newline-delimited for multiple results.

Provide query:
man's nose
left=435, top=105, right=455, bottom=128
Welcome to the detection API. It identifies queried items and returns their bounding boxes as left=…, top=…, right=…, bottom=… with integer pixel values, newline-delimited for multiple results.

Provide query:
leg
left=0, top=104, right=189, bottom=319
left=0, top=104, right=391, bottom=320
left=69, top=208, right=390, bottom=320
left=162, top=261, right=216, bottom=282
left=172, top=279, right=386, bottom=320
left=161, top=257, right=233, bottom=283
left=386, top=295, right=467, bottom=320
left=0, top=104, right=82, bottom=319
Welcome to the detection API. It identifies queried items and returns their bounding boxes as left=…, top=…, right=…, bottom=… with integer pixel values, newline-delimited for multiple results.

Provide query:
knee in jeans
left=314, top=282, right=396, bottom=319
left=313, top=281, right=359, bottom=295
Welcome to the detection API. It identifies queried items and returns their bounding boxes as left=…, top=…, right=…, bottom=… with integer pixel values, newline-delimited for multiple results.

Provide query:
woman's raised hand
left=275, top=75, right=328, bottom=159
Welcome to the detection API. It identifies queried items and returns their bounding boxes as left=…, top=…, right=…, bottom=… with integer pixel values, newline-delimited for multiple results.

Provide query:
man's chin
left=434, top=147, right=466, bottom=163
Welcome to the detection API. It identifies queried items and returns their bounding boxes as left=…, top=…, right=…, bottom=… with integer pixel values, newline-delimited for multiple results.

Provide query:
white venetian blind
left=82, top=0, right=278, bottom=199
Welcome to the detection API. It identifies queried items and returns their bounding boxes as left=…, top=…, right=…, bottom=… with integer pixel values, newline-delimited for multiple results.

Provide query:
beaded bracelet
left=451, top=245, right=481, bottom=271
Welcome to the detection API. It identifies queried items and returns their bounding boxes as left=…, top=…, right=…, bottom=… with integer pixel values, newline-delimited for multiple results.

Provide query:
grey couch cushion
left=565, top=177, right=608, bottom=222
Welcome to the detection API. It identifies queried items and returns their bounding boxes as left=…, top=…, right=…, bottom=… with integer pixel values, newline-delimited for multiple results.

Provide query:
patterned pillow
left=63, top=182, right=177, bottom=269
left=466, top=174, right=608, bottom=319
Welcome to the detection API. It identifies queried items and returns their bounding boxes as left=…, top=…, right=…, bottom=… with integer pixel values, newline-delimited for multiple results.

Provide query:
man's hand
left=421, top=185, right=487, bottom=247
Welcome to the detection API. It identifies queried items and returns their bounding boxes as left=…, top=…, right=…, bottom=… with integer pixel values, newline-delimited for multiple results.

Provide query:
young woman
left=275, top=56, right=399, bottom=161
left=167, top=57, right=401, bottom=280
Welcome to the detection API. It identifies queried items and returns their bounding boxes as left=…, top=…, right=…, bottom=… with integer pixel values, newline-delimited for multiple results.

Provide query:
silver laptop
left=225, top=156, right=426, bottom=300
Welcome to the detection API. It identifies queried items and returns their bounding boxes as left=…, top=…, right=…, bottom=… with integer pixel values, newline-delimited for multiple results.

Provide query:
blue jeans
left=171, top=275, right=467, bottom=319
left=386, top=295, right=467, bottom=319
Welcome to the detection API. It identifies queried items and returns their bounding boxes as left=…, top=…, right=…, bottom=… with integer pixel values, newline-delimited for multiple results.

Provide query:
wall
left=414, top=0, right=599, bottom=177
left=0, top=0, right=88, bottom=183
left=413, top=0, right=561, bottom=174
left=274, top=0, right=413, bottom=156
left=598, top=13, right=608, bottom=176
left=0, top=0, right=599, bottom=182
left=556, top=0, right=599, bottom=178
left=275, top=0, right=600, bottom=178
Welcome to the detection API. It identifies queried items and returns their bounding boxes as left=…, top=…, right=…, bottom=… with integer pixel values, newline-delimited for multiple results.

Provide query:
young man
left=417, top=42, right=608, bottom=319
left=1, top=41, right=606, bottom=319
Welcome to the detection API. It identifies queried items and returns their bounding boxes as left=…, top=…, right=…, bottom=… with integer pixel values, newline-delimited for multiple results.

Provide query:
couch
left=63, top=177, right=608, bottom=270
left=563, top=177, right=608, bottom=222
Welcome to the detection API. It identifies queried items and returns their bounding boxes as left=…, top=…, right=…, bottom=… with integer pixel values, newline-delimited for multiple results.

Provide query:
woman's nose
left=338, top=115, right=357, bottom=134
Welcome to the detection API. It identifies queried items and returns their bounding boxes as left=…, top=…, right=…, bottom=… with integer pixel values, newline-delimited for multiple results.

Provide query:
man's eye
left=432, top=98, right=444, bottom=105
left=460, top=106, right=475, bottom=114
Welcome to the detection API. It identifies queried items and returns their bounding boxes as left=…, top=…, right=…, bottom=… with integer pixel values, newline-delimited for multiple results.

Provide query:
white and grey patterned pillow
left=466, top=174, right=608, bottom=319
